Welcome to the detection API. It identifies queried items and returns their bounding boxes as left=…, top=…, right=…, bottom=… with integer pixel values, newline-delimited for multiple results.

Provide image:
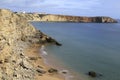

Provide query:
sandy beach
left=24, top=44, right=65, bottom=80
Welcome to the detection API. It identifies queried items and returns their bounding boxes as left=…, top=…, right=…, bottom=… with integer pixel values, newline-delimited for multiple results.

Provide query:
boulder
left=87, top=71, right=102, bottom=78
left=46, top=37, right=62, bottom=46
left=36, top=68, right=46, bottom=74
left=61, top=70, right=68, bottom=74
left=55, top=42, right=62, bottom=46
left=48, top=68, right=58, bottom=73
left=88, top=71, right=97, bottom=77
left=19, top=60, right=33, bottom=69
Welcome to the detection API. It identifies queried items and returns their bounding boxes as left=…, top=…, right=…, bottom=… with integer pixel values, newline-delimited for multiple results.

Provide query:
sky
left=0, top=0, right=120, bottom=18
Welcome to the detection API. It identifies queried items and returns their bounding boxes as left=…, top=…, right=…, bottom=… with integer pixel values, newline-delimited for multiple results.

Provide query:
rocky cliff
left=16, top=13, right=117, bottom=23
left=0, top=9, right=60, bottom=80
left=0, top=8, right=117, bottom=80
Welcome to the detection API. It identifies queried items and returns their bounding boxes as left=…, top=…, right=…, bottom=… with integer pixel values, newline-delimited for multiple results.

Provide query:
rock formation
left=0, top=9, right=60, bottom=80
left=87, top=71, right=102, bottom=78
left=16, top=13, right=117, bottom=23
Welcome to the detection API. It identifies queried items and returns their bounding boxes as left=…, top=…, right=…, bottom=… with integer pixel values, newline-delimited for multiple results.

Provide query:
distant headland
left=15, top=11, right=118, bottom=23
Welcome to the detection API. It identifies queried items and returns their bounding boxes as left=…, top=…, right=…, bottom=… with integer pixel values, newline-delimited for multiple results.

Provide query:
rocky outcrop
left=87, top=71, right=102, bottom=78
left=0, top=9, right=60, bottom=80
left=16, top=13, right=117, bottom=23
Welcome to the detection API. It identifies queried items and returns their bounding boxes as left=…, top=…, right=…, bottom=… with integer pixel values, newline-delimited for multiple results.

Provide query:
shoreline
left=40, top=45, right=89, bottom=80
left=24, top=44, right=65, bottom=80
left=0, top=9, right=74, bottom=80
left=40, top=45, right=74, bottom=80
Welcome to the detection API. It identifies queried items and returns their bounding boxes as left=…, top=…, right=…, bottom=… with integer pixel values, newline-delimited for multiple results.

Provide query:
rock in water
left=46, top=37, right=62, bottom=46
left=48, top=68, right=58, bottom=73
left=87, top=71, right=103, bottom=78
left=55, top=42, right=62, bottom=46
left=88, top=71, right=97, bottom=77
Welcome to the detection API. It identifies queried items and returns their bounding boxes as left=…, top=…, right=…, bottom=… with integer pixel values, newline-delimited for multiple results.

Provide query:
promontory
left=16, top=12, right=117, bottom=23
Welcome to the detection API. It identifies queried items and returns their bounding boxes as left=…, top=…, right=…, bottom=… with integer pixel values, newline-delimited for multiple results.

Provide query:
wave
left=40, top=45, right=74, bottom=80
left=40, top=45, right=48, bottom=55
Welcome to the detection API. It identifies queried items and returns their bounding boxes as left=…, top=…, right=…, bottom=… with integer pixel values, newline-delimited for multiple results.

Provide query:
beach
left=24, top=44, right=64, bottom=80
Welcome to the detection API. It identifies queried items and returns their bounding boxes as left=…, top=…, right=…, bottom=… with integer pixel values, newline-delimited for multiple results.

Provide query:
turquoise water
left=32, top=22, right=120, bottom=80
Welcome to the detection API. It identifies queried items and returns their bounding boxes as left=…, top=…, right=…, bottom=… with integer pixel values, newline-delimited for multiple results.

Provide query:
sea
left=32, top=22, right=120, bottom=80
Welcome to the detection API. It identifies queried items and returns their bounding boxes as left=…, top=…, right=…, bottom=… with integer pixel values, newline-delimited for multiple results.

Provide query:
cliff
left=0, top=8, right=117, bottom=80
left=16, top=13, right=117, bottom=23
left=0, top=9, right=62, bottom=80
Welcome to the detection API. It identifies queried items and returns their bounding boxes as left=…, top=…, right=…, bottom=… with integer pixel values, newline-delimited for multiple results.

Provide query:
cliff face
left=17, top=13, right=117, bottom=23
left=0, top=9, right=38, bottom=80
left=0, top=9, right=60, bottom=80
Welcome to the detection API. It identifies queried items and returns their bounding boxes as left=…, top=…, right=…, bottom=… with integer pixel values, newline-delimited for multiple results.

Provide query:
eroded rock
left=87, top=71, right=103, bottom=78
left=88, top=71, right=97, bottom=77
left=36, top=68, right=46, bottom=74
left=48, top=68, right=58, bottom=74
left=19, top=60, right=33, bottom=69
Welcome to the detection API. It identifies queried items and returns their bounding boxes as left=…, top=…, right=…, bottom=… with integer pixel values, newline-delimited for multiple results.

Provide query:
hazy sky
left=0, top=0, right=120, bottom=18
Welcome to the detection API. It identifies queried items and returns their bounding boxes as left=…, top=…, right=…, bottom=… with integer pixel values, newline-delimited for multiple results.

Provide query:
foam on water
left=40, top=45, right=48, bottom=56
left=40, top=45, right=75, bottom=80
left=60, top=70, right=74, bottom=80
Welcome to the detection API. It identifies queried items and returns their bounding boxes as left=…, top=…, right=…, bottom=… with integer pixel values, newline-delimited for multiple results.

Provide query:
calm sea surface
left=32, top=22, right=120, bottom=80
